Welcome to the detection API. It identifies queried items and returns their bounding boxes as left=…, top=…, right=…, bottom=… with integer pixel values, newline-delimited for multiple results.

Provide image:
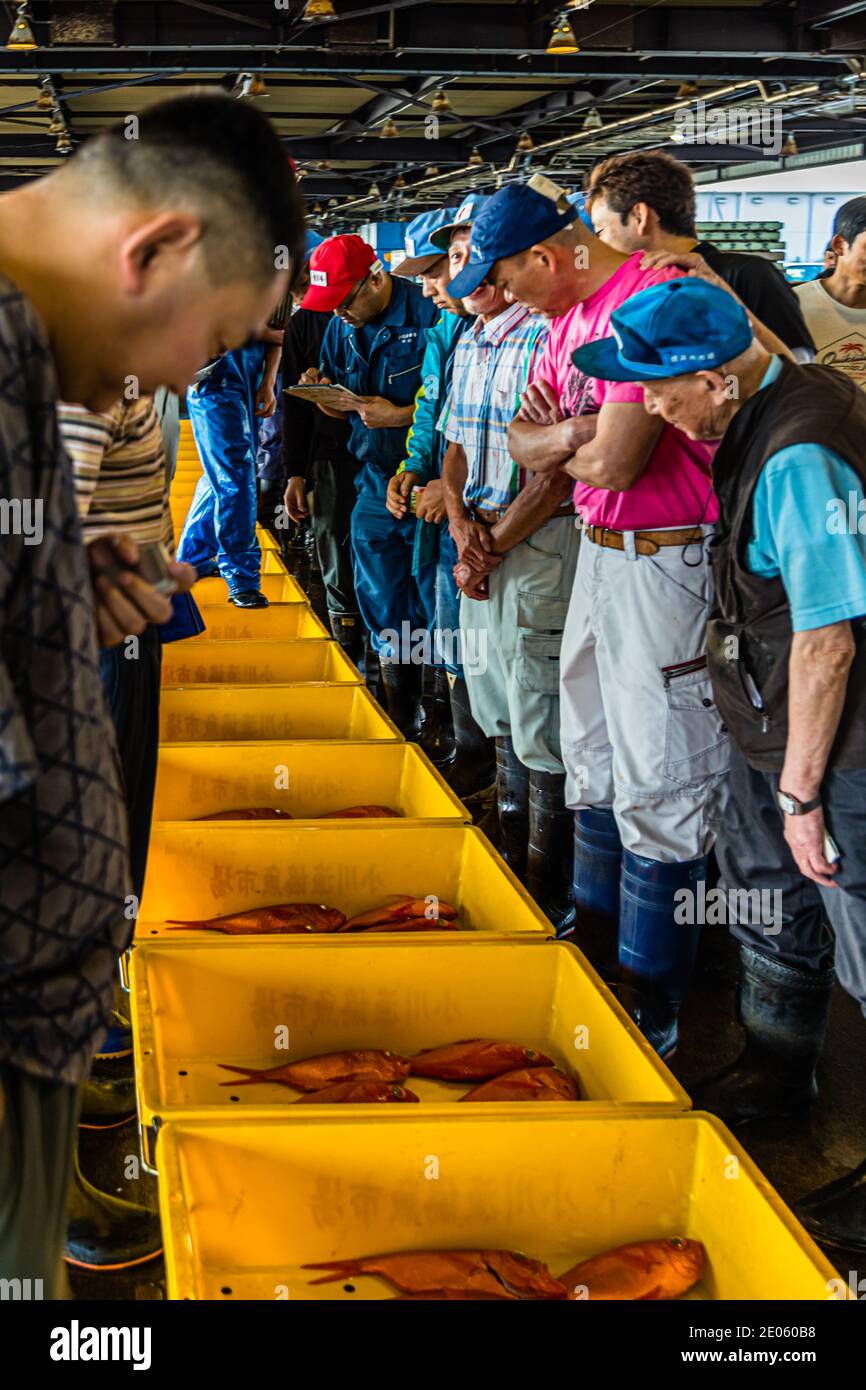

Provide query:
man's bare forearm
left=489, top=469, right=573, bottom=555
left=263, top=343, right=282, bottom=388
left=780, top=622, right=856, bottom=799
left=442, top=441, right=469, bottom=525
left=509, top=415, right=597, bottom=473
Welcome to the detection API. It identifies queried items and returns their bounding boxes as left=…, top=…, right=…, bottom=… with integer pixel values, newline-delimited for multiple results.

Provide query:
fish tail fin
left=217, top=1065, right=265, bottom=1086
left=302, top=1260, right=360, bottom=1284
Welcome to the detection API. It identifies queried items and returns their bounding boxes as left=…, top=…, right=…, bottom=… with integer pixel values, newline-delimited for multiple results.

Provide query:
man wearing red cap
left=299, top=234, right=438, bottom=733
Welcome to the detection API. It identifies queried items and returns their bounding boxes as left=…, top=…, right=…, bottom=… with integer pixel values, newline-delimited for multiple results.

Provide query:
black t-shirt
left=280, top=307, right=352, bottom=483
left=694, top=240, right=816, bottom=357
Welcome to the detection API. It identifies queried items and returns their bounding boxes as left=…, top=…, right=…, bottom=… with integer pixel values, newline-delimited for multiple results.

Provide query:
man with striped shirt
left=442, top=226, right=579, bottom=924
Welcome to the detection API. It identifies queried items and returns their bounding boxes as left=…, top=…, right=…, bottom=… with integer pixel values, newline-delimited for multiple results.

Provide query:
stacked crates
left=130, top=421, right=841, bottom=1300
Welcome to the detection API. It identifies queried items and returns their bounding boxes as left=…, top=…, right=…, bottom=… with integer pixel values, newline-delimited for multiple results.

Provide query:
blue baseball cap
left=448, top=183, right=577, bottom=298
left=392, top=207, right=458, bottom=277
left=567, top=191, right=594, bottom=232
left=428, top=194, right=489, bottom=252
left=570, top=279, right=753, bottom=382
left=305, top=228, right=324, bottom=257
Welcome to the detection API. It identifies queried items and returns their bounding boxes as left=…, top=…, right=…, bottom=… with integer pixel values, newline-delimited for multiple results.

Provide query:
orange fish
left=218, top=1048, right=410, bottom=1092
left=460, top=1066, right=579, bottom=1102
left=354, top=916, right=460, bottom=934
left=294, top=1080, right=419, bottom=1103
left=340, top=896, right=459, bottom=930
left=304, top=1249, right=567, bottom=1299
left=410, top=1040, right=554, bottom=1081
left=559, top=1237, right=705, bottom=1300
left=318, top=806, right=401, bottom=819
left=167, top=903, right=346, bottom=934
left=197, top=808, right=292, bottom=821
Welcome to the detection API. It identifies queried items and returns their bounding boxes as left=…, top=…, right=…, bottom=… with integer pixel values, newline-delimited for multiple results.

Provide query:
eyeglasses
left=335, top=271, right=373, bottom=317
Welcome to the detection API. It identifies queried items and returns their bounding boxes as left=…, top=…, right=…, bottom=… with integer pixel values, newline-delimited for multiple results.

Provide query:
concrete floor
left=69, top=525, right=865, bottom=1300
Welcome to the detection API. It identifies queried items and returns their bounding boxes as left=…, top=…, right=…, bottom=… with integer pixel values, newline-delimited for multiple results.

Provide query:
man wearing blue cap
left=387, top=199, right=495, bottom=795
left=445, top=202, right=584, bottom=922
left=574, top=276, right=866, bottom=1251
left=454, top=176, right=726, bottom=1053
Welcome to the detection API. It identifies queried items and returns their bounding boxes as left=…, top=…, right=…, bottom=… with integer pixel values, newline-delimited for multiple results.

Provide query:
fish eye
left=384, top=1050, right=395, bottom=1057
left=525, top=1048, right=538, bottom=1060
left=668, top=1238, right=685, bottom=1249
left=391, top=1086, right=404, bottom=1097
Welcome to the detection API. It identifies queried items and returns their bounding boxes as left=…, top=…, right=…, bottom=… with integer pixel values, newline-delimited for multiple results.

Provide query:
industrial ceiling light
left=425, top=164, right=440, bottom=176
left=36, top=78, right=53, bottom=111
left=381, top=117, right=399, bottom=138
left=301, top=0, right=336, bottom=19
left=565, top=0, right=594, bottom=8
left=7, top=3, right=36, bottom=50
left=232, top=73, right=264, bottom=100
left=313, top=202, right=324, bottom=215
left=782, top=133, right=798, bottom=156
left=468, top=147, right=484, bottom=166
left=55, top=131, right=73, bottom=156
left=546, top=15, right=579, bottom=56
left=517, top=131, right=534, bottom=152
left=317, top=159, right=331, bottom=170
left=328, top=198, right=339, bottom=207
left=582, top=107, right=603, bottom=130
left=431, top=90, right=451, bottom=114
left=47, top=112, right=65, bottom=136
left=368, top=181, right=380, bottom=196
left=246, top=73, right=268, bottom=98
left=676, top=82, right=700, bottom=100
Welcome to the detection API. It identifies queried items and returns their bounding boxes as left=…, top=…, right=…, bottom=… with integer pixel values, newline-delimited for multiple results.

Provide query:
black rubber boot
left=417, top=665, right=455, bottom=768
left=690, top=945, right=834, bottom=1125
left=228, top=588, right=268, bottom=609
left=795, top=1155, right=866, bottom=1255
left=379, top=659, right=424, bottom=738
left=495, top=736, right=530, bottom=879
left=328, top=610, right=364, bottom=668
left=66, top=1153, right=162, bottom=1271
left=444, top=675, right=496, bottom=802
left=526, top=771, right=574, bottom=930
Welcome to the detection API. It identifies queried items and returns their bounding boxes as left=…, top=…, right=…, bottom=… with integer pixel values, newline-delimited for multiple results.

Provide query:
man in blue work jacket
left=300, top=234, right=438, bottom=733
left=387, top=199, right=495, bottom=797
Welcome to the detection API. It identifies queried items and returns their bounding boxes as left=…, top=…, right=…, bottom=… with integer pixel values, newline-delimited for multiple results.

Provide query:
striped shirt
left=58, top=395, right=174, bottom=552
left=440, top=303, right=548, bottom=509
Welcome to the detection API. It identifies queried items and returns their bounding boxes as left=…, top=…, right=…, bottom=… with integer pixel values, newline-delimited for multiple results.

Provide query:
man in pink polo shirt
left=455, top=177, right=730, bottom=1057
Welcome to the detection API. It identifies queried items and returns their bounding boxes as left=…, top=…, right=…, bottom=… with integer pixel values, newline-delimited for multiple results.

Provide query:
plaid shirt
left=440, top=303, right=548, bottom=509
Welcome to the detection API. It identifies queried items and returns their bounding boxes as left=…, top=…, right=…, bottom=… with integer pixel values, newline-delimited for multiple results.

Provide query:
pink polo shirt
left=532, top=253, right=719, bottom=530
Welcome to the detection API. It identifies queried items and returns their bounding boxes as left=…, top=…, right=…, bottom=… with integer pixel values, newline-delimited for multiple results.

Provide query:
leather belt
left=583, top=524, right=705, bottom=556
left=470, top=502, right=575, bottom=525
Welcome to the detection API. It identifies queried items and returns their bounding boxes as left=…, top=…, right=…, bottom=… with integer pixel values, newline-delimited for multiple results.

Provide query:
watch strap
left=778, top=790, right=821, bottom=815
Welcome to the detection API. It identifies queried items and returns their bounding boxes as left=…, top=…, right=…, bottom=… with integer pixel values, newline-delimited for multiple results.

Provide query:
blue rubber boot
left=619, top=850, right=706, bottom=1058
left=557, top=808, right=622, bottom=981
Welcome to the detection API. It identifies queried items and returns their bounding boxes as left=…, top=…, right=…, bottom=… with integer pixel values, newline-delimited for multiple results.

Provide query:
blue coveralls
left=319, top=277, right=438, bottom=656
left=179, top=343, right=265, bottom=594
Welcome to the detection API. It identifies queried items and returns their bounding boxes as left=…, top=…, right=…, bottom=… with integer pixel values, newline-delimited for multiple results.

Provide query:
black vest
left=706, top=358, right=866, bottom=773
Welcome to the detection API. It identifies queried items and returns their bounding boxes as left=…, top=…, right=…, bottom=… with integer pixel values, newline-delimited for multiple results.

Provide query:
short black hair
left=585, top=151, right=697, bottom=238
left=73, top=94, right=307, bottom=288
left=833, top=196, right=866, bottom=248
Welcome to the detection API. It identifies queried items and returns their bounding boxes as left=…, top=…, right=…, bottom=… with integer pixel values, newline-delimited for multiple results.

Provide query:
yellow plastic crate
left=151, top=740, right=468, bottom=824
left=130, top=938, right=688, bottom=1158
left=156, top=1111, right=842, bottom=1300
left=161, top=640, right=361, bottom=688
left=159, top=683, right=398, bottom=744
left=256, top=528, right=279, bottom=551
left=136, top=824, right=551, bottom=945
left=261, top=551, right=289, bottom=575
left=192, top=573, right=307, bottom=605
left=196, top=603, right=327, bottom=642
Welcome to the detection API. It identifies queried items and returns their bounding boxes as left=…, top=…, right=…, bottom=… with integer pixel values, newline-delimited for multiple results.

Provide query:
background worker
left=585, top=150, right=815, bottom=360
left=445, top=210, right=581, bottom=925
left=0, top=92, right=304, bottom=1296
left=499, top=179, right=727, bottom=1055
left=578, top=277, right=866, bottom=1253
left=794, top=195, right=866, bottom=391
left=299, top=233, right=438, bottom=734
left=386, top=203, right=494, bottom=791
left=281, top=233, right=368, bottom=670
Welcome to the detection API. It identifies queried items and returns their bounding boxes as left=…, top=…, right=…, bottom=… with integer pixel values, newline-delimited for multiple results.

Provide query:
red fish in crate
left=167, top=903, right=346, bottom=934
left=196, top=808, right=292, bottom=821
left=354, top=917, right=460, bottom=934
left=217, top=1048, right=410, bottom=1092
left=318, top=806, right=401, bottom=819
left=303, top=1249, right=568, bottom=1299
left=294, top=1080, right=419, bottom=1103
left=410, top=1040, right=554, bottom=1081
left=340, top=895, right=459, bottom=930
left=558, top=1237, right=705, bottom=1300
left=460, top=1066, right=579, bottom=1102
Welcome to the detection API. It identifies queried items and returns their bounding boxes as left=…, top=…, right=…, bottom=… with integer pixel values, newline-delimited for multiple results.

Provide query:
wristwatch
left=777, top=790, right=821, bottom=816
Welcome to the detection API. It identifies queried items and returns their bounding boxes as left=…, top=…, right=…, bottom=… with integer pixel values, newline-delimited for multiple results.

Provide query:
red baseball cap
left=302, top=234, right=377, bottom=311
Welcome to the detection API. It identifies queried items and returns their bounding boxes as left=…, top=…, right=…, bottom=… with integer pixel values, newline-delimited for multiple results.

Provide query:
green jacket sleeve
left=397, top=313, right=452, bottom=485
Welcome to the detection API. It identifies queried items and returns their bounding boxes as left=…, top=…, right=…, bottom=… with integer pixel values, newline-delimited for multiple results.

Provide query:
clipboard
left=284, top=384, right=362, bottom=410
